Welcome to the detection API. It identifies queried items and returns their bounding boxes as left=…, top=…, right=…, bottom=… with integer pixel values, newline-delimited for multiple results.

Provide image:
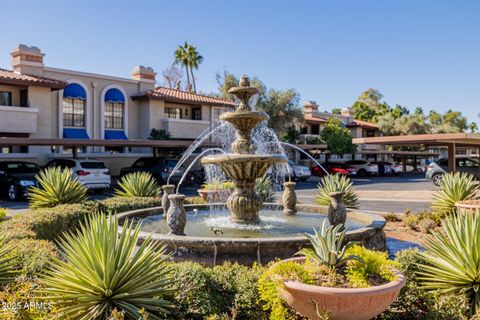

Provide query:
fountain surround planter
left=455, top=200, right=480, bottom=213
left=117, top=203, right=387, bottom=266
left=277, top=257, right=405, bottom=320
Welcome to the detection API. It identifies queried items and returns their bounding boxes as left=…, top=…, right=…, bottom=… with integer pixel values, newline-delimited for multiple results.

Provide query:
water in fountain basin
left=139, top=207, right=366, bottom=238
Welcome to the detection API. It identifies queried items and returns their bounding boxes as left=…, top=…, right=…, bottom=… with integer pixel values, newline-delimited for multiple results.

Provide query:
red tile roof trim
left=132, top=86, right=236, bottom=107
left=0, top=68, right=66, bottom=89
left=346, top=119, right=379, bottom=129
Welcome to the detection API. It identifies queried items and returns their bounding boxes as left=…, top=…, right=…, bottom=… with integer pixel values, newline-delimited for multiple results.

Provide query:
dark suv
left=119, top=157, right=184, bottom=184
left=0, top=161, right=41, bottom=200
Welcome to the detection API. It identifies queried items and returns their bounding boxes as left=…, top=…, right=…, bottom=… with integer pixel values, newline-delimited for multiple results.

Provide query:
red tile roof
left=346, top=119, right=379, bottom=129
left=132, top=87, right=236, bottom=107
left=0, top=68, right=66, bottom=89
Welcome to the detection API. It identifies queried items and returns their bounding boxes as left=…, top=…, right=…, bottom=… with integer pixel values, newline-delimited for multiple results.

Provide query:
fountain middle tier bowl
left=201, top=154, right=287, bottom=181
left=118, top=204, right=387, bottom=266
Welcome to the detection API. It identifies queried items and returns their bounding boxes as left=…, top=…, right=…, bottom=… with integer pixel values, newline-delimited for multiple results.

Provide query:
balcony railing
left=0, top=105, right=38, bottom=134
left=161, top=118, right=210, bottom=139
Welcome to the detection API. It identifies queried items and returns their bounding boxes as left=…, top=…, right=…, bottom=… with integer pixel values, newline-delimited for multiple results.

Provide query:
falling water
left=176, top=148, right=226, bottom=194
left=280, top=142, right=330, bottom=175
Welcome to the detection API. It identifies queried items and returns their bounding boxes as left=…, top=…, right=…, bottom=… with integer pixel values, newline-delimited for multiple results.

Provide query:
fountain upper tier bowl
left=201, top=154, right=287, bottom=181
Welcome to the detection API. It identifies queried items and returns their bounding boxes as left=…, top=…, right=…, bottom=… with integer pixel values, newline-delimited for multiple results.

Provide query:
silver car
left=425, top=157, right=480, bottom=186
left=287, top=160, right=311, bottom=181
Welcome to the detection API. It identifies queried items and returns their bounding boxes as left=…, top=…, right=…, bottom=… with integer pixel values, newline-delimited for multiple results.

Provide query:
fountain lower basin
left=117, top=203, right=386, bottom=265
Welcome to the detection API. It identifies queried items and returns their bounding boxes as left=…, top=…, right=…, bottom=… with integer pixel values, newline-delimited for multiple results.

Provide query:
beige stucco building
left=0, top=45, right=234, bottom=173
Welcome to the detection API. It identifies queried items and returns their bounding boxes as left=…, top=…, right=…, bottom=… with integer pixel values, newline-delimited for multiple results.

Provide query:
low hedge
left=0, top=196, right=161, bottom=241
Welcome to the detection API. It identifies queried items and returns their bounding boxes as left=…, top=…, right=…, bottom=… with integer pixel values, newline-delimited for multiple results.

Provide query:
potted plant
left=259, top=222, right=405, bottom=320
left=197, top=180, right=234, bottom=202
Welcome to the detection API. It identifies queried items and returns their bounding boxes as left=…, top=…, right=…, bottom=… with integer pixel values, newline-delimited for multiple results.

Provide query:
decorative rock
left=283, top=181, right=297, bottom=215
left=161, top=184, right=175, bottom=218
left=327, top=191, right=347, bottom=228
left=166, top=194, right=187, bottom=236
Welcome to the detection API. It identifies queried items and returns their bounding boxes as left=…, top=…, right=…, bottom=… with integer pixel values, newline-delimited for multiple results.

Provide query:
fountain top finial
left=228, top=75, right=259, bottom=111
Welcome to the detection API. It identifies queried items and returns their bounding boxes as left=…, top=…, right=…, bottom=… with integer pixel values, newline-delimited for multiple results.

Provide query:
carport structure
left=353, top=132, right=480, bottom=173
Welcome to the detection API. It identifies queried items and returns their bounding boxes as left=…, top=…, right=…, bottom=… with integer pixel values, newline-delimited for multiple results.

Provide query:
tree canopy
left=321, top=118, right=356, bottom=155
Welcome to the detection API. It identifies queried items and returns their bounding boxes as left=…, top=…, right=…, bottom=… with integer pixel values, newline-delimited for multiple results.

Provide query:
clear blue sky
left=1, top=0, right=478, bottom=122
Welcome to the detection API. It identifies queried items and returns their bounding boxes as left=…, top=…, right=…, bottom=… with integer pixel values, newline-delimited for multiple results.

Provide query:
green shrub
left=202, top=180, right=235, bottom=191
left=0, top=207, right=7, bottom=221
left=418, top=218, right=436, bottom=234
left=384, top=211, right=401, bottom=222
left=378, top=248, right=470, bottom=320
left=42, top=213, right=173, bottom=319
left=258, top=260, right=314, bottom=320
left=115, top=172, right=161, bottom=197
left=255, top=176, right=276, bottom=202
left=169, top=261, right=265, bottom=320
left=7, top=239, right=58, bottom=277
left=184, top=196, right=207, bottom=205
left=28, top=167, right=88, bottom=208
left=316, top=174, right=359, bottom=209
left=344, top=245, right=397, bottom=288
left=431, top=172, right=479, bottom=215
left=93, top=196, right=162, bottom=213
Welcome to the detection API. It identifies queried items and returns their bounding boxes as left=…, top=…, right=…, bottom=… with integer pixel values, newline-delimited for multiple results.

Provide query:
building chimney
left=11, top=44, right=45, bottom=75
left=303, top=101, right=319, bottom=116
left=131, top=65, right=156, bottom=83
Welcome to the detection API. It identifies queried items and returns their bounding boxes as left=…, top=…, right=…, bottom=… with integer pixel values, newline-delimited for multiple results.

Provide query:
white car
left=287, top=160, right=311, bottom=181
left=344, top=160, right=378, bottom=177
left=44, top=158, right=111, bottom=190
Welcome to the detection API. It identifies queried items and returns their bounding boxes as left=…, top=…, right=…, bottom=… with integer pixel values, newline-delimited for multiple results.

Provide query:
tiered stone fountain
left=117, top=76, right=387, bottom=265
left=201, top=76, right=287, bottom=224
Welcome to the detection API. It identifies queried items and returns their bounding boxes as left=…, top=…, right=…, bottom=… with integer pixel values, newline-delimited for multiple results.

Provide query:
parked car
left=119, top=157, right=185, bottom=184
left=287, top=160, right=311, bottom=181
left=312, top=162, right=356, bottom=176
left=44, top=158, right=111, bottom=190
left=344, top=160, right=378, bottom=177
left=0, top=161, right=41, bottom=200
left=369, top=161, right=400, bottom=176
left=426, top=157, right=480, bottom=186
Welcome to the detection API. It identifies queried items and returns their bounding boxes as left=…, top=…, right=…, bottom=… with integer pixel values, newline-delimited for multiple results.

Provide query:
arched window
left=104, top=88, right=125, bottom=129
left=63, top=83, right=86, bottom=127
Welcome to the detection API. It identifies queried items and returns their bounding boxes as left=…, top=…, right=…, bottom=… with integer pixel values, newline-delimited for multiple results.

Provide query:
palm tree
left=174, top=42, right=190, bottom=90
left=186, top=44, right=203, bottom=92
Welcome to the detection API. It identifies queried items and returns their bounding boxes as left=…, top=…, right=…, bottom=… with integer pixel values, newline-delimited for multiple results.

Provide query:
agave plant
left=115, top=172, right=161, bottom=197
left=42, top=213, right=173, bottom=320
left=255, top=176, right=275, bottom=202
left=28, top=167, right=88, bottom=208
left=296, top=221, right=360, bottom=267
left=316, top=174, right=359, bottom=209
left=431, top=172, right=480, bottom=215
left=0, top=234, right=18, bottom=285
left=416, top=212, right=480, bottom=315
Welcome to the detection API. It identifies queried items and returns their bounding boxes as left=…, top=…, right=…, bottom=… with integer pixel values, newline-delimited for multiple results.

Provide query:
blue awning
left=105, top=88, right=125, bottom=103
left=105, top=130, right=128, bottom=140
left=63, top=83, right=87, bottom=100
left=63, top=128, right=90, bottom=139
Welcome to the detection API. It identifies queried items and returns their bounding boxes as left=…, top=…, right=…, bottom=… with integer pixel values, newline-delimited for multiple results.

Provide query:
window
left=63, top=83, right=86, bottom=127
left=165, top=107, right=182, bottom=119
left=104, top=88, right=125, bottom=129
left=0, top=91, right=12, bottom=106
left=192, top=108, right=202, bottom=120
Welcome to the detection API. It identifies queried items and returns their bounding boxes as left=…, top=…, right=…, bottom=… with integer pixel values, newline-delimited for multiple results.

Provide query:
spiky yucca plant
left=417, top=212, right=480, bottom=315
left=431, top=172, right=480, bottom=215
left=296, top=221, right=360, bottom=267
left=255, top=176, right=275, bottom=202
left=115, top=172, right=161, bottom=198
left=0, top=234, right=18, bottom=285
left=28, top=167, right=88, bottom=208
left=316, top=174, right=359, bottom=209
left=42, top=213, right=173, bottom=320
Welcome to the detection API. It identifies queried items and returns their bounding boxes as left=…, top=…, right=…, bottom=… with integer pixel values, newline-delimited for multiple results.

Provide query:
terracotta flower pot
left=278, top=257, right=405, bottom=320
left=455, top=200, right=480, bottom=214
left=197, top=189, right=231, bottom=202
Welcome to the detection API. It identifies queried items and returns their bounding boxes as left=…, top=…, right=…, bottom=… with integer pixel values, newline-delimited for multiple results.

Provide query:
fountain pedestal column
left=283, top=182, right=297, bottom=216
left=228, top=180, right=262, bottom=223
left=167, top=194, right=187, bottom=236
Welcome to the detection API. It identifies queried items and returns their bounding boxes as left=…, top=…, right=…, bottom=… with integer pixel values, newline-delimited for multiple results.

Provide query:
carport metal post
left=447, top=142, right=456, bottom=173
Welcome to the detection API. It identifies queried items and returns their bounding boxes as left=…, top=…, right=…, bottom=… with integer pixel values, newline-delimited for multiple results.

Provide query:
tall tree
left=162, top=65, right=183, bottom=89
left=174, top=42, right=191, bottom=91
left=186, top=44, right=203, bottom=92
left=321, top=118, right=356, bottom=156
